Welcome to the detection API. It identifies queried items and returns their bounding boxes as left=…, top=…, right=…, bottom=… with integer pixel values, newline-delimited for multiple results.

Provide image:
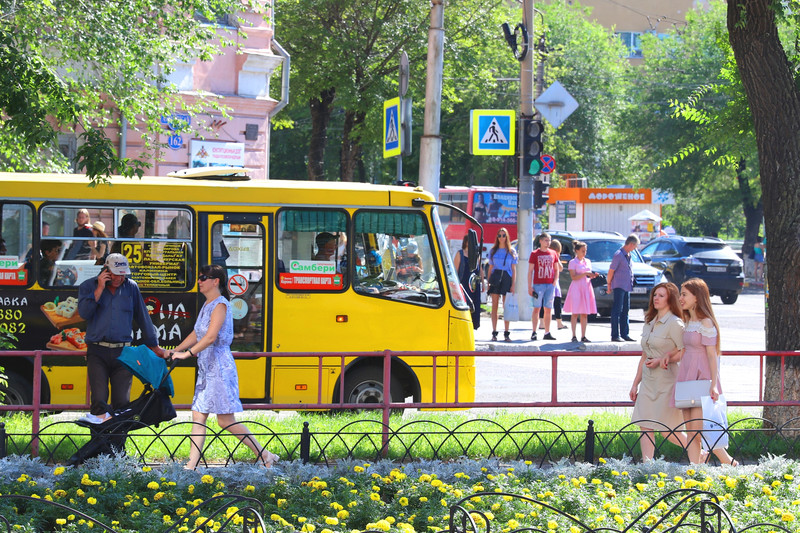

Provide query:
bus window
left=276, top=209, right=348, bottom=291
left=40, top=205, right=193, bottom=289
left=0, top=202, right=33, bottom=287
left=352, top=210, right=443, bottom=306
left=211, top=222, right=265, bottom=351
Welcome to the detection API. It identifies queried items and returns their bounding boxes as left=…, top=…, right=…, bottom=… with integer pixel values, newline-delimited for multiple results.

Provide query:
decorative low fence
left=2, top=414, right=799, bottom=467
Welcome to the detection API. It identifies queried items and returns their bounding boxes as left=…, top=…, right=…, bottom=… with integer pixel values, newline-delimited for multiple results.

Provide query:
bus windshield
left=352, top=210, right=447, bottom=307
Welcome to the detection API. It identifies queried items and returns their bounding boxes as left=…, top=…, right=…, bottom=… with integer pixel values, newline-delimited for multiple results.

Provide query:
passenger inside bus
left=313, top=232, right=337, bottom=261
left=396, top=241, right=423, bottom=283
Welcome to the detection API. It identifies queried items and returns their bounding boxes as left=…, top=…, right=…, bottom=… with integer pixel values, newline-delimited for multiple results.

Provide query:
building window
left=617, top=32, right=643, bottom=58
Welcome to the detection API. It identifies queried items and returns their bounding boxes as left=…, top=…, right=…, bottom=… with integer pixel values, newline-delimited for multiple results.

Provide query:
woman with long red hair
left=677, top=278, right=737, bottom=465
left=630, top=282, right=687, bottom=461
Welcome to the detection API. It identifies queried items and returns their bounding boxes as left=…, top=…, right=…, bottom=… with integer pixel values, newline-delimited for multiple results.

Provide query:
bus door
left=199, top=213, right=270, bottom=403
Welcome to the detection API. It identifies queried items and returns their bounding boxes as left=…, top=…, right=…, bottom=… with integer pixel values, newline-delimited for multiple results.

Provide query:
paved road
left=473, top=288, right=767, bottom=414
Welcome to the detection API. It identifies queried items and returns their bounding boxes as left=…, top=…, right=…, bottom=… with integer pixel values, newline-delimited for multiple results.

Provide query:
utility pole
left=515, top=0, right=542, bottom=320
left=418, top=0, right=444, bottom=200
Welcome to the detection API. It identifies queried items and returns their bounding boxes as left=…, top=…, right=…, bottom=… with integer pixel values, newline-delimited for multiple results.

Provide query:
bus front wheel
left=0, top=370, right=33, bottom=407
left=342, top=367, right=405, bottom=408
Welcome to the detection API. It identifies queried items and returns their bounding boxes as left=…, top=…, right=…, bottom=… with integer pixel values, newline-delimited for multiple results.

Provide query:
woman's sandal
left=491, top=331, right=498, bottom=341
left=258, top=450, right=280, bottom=468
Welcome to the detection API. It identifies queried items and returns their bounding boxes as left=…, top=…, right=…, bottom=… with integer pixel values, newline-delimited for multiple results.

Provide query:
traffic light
left=522, top=118, right=543, bottom=176
left=534, top=179, right=549, bottom=209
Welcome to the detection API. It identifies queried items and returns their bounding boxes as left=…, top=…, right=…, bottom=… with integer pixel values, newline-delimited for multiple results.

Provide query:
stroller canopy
left=119, top=345, right=175, bottom=397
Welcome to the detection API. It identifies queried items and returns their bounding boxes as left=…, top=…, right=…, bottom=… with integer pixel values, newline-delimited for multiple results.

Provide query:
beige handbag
left=674, top=379, right=711, bottom=408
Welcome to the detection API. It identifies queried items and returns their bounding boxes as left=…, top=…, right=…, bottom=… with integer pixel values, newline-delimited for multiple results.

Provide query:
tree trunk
left=735, top=158, right=763, bottom=257
left=340, top=110, right=365, bottom=182
left=307, top=88, right=336, bottom=181
left=728, top=1, right=800, bottom=425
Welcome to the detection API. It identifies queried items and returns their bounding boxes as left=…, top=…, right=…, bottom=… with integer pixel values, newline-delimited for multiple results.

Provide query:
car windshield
left=585, top=240, right=643, bottom=263
left=684, top=242, right=728, bottom=252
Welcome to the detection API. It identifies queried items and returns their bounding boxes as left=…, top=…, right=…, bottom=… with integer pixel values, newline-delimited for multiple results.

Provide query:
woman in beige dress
left=630, top=282, right=688, bottom=461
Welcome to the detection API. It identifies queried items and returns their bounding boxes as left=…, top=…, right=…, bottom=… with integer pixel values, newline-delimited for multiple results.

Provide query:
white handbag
left=674, top=379, right=711, bottom=408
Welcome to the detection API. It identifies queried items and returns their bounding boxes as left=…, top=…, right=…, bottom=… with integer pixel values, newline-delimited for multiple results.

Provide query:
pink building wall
left=122, top=1, right=284, bottom=181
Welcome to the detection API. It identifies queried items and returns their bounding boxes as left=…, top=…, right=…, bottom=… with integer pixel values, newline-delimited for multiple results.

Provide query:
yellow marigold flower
left=301, top=524, right=316, bottom=532
left=441, top=499, right=448, bottom=507
left=201, top=475, right=214, bottom=484
left=142, top=466, right=151, bottom=472
left=419, top=474, right=432, bottom=483
left=614, top=515, right=625, bottom=524
left=109, top=479, right=116, bottom=488
left=53, top=467, right=65, bottom=476
left=87, top=497, right=97, bottom=505
left=591, top=479, right=602, bottom=485
left=400, top=497, right=409, bottom=506
left=785, top=474, right=794, bottom=481
left=188, top=484, right=195, bottom=494
left=147, top=481, right=159, bottom=490
left=277, top=498, right=287, bottom=508
left=782, top=513, right=795, bottom=522
left=354, top=466, right=364, bottom=473
left=547, top=520, right=559, bottom=529
left=599, top=457, right=607, bottom=463
left=609, top=506, right=621, bottom=514
left=76, top=489, right=85, bottom=497
left=370, top=493, right=381, bottom=501
left=338, top=510, right=350, bottom=520
left=56, top=518, right=67, bottom=525
left=419, top=497, right=428, bottom=503
left=612, top=470, right=620, bottom=476
left=325, top=517, right=339, bottom=525
left=507, top=519, right=520, bottom=529
left=244, top=485, right=255, bottom=493
left=321, top=529, right=334, bottom=533
left=485, top=512, right=495, bottom=520
left=763, top=486, right=773, bottom=496
left=726, top=478, right=737, bottom=488
left=492, top=503, right=501, bottom=511
left=657, top=481, right=665, bottom=488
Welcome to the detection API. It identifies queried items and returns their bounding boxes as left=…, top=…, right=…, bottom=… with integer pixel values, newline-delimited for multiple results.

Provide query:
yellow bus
left=0, top=170, right=476, bottom=409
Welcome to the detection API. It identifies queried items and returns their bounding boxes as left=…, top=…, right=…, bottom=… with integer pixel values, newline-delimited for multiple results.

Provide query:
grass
left=0, top=408, right=780, bottom=464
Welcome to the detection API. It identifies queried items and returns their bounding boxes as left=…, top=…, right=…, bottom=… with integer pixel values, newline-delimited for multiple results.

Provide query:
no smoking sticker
left=228, top=274, right=248, bottom=296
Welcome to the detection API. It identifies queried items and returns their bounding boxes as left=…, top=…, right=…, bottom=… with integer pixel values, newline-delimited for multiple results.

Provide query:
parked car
left=640, top=236, right=744, bottom=304
left=516, top=230, right=665, bottom=316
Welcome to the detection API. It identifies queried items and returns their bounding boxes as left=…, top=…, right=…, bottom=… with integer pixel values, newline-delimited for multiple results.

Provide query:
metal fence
left=1, top=349, right=800, bottom=465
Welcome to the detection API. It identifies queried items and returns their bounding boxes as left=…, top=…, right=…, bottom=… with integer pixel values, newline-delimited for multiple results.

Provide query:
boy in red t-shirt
left=527, top=233, right=562, bottom=341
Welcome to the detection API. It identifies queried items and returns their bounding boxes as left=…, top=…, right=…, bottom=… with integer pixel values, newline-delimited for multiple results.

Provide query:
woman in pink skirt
left=563, top=241, right=599, bottom=342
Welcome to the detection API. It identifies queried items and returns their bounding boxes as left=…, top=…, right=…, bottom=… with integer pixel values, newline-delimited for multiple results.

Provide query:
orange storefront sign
left=547, top=188, right=651, bottom=204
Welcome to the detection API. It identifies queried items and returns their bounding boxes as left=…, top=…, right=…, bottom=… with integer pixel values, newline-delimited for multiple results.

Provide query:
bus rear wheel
left=0, top=370, right=33, bottom=408
left=342, top=367, right=405, bottom=410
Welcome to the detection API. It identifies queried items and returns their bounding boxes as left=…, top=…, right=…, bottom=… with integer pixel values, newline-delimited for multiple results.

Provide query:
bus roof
left=440, top=185, right=518, bottom=192
left=0, top=173, right=435, bottom=208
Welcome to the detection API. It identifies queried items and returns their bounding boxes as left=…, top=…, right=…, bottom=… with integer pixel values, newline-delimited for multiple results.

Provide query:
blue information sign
left=470, top=110, right=515, bottom=155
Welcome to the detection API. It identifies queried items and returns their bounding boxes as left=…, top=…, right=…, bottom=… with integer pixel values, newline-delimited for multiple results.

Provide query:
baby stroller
left=68, top=346, right=177, bottom=466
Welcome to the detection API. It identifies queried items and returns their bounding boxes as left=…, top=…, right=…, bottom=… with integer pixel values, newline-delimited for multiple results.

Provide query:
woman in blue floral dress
left=171, top=264, right=278, bottom=469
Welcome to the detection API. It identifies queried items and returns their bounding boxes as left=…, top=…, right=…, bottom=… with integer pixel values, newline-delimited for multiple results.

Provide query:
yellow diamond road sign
left=470, top=110, right=515, bottom=155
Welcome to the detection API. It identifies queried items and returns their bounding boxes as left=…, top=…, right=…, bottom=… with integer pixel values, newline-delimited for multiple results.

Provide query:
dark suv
left=547, top=231, right=665, bottom=316
left=640, top=236, right=744, bottom=304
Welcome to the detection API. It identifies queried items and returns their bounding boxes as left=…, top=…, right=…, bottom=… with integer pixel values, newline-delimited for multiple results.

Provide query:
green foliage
left=0, top=0, right=266, bottom=182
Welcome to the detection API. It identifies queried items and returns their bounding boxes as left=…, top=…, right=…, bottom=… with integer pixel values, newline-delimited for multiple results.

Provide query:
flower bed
left=0, top=455, right=796, bottom=532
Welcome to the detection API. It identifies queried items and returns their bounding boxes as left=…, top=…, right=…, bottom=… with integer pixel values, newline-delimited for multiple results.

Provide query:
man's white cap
left=104, top=253, right=131, bottom=275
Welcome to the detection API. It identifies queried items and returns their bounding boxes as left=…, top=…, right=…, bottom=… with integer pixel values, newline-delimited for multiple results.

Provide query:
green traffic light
left=528, top=158, right=542, bottom=175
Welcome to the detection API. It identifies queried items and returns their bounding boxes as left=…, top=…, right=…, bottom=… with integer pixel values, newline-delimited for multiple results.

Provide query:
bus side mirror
left=467, top=229, right=480, bottom=272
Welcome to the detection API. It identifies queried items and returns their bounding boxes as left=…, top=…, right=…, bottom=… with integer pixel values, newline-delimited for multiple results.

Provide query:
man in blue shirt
left=606, top=235, right=640, bottom=342
left=77, top=253, right=163, bottom=423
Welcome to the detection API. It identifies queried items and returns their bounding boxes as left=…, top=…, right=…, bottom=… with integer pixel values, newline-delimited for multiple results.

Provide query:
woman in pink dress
left=563, top=241, right=599, bottom=342
left=677, top=278, right=737, bottom=465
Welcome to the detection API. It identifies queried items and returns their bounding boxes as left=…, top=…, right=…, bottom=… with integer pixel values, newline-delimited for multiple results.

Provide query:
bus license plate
left=707, top=266, right=727, bottom=272
left=632, top=287, right=647, bottom=294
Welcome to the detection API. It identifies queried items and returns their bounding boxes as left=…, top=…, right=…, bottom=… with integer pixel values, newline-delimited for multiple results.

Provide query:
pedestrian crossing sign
left=470, top=109, right=515, bottom=155
left=383, top=97, right=401, bottom=158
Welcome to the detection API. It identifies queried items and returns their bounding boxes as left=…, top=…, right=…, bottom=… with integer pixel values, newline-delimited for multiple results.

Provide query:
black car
left=640, top=236, right=744, bottom=304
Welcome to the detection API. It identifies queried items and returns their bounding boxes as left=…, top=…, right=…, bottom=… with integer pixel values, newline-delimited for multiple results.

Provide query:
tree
left=0, top=0, right=261, bottom=182
left=727, top=0, right=800, bottom=424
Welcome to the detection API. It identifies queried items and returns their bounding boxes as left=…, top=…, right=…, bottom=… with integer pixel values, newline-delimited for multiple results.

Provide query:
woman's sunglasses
left=497, top=234, right=507, bottom=238
left=198, top=274, right=212, bottom=281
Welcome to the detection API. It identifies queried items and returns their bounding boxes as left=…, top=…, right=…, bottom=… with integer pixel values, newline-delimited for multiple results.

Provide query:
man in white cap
left=77, top=253, right=163, bottom=424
